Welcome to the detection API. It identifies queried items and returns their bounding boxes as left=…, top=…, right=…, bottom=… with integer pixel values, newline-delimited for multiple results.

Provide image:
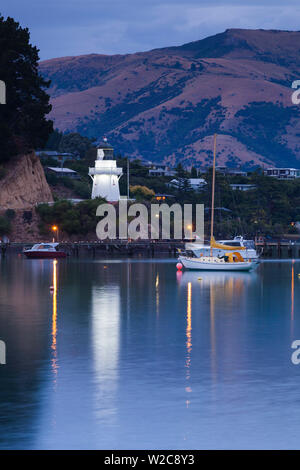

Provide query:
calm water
left=0, top=256, right=300, bottom=449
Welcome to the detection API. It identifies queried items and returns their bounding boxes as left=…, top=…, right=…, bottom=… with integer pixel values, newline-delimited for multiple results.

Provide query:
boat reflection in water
left=178, top=269, right=258, bottom=289
left=178, top=268, right=259, bottom=384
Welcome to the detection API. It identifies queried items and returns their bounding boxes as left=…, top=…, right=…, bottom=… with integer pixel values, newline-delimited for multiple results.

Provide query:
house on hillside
left=230, top=183, right=256, bottom=191
left=215, top=166, right=247, bottom=177
left=46, top=167, right=80, bottom=179
left=147, top=163, right=176, bottom=177
left=168, top=178, right=207, bottom=190
left=36, top=150, right=79, bottom=162
left=264, top=168, right=300, bottom=180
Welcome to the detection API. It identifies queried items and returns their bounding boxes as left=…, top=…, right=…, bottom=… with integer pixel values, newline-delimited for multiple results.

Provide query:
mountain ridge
left=39, top=29, right=300, bottom=168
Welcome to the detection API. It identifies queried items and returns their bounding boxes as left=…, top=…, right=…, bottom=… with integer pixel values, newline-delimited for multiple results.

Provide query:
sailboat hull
left=179, top=256, right=256, bottom=271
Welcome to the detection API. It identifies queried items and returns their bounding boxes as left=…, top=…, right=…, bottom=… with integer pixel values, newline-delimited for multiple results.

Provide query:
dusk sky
left=1, top=0, right=300, bottom=60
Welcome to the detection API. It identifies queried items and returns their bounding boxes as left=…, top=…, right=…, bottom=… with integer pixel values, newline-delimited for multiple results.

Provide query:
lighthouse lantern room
left=89, top=138, right=123, bottom=202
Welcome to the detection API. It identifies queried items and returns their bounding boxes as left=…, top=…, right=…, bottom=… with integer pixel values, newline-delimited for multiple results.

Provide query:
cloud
left=1, top=0, right=300, bottom=59
left=176, top=5, right=300, bottom=31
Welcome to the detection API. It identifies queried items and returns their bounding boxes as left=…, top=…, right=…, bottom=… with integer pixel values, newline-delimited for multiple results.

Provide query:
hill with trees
left=40, top=28, right=300, bottom=169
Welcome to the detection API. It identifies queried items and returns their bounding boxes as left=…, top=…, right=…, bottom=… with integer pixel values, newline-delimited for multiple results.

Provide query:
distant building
left=215, top=166, right=247, bottom=177
left=189, top=178, right=207, bottom=190
left=168, top=178, right=207, bottom=190
left=195, top=167, right=208, bottom=175
left=46, top=167, right=80, bottom=179
left=264, top=168, right=300, bottom=180
left=36, top=150, right=79, bottom=162
left=230, top=184, right=256, bottom=191
left=148, top=164, right=176, bottom=177
left=141, top=160, right=154, bottom=168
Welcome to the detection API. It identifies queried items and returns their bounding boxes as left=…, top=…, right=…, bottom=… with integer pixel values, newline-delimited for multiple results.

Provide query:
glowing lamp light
left=51, top=225, right=59, bottom=242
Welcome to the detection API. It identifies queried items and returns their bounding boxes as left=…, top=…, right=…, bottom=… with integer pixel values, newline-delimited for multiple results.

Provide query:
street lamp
left=51, top=225, right=59, bottom=242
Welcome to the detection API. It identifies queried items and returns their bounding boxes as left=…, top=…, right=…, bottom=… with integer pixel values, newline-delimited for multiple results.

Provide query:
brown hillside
left=0, top=152, right=53, bottom=209
left=40, top=29, right=300, bottom=168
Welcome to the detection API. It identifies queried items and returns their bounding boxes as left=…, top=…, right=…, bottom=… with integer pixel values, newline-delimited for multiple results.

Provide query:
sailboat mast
left=210, top=133, right=217, bottom=257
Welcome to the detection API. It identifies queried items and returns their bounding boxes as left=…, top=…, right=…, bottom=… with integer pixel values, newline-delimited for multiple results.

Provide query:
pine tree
left=175, top=162, right=186, bottom=178
left=191, top=166, right=198, bottom=178
left=0, top=15, right=53, bottom=162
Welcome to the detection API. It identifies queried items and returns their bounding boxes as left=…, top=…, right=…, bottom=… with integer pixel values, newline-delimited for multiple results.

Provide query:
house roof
left=230, top=183, right=256, bottom=187
left=36, top=151, right=74, bottom=157
left=189, top=178, right=206, bottom=184
left=204, top=207, right=232, bottom=212
left=169, top=178, right=206, bottom=184
left=265, top=167, right=300, bottom=171
left=47, top=167, right=77, bottom=174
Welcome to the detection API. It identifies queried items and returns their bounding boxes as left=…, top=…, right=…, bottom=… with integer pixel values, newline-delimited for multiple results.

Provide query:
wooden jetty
left=256, top=240, right=300, bottom=258
left=3, top=240, right=185, bottom=257
left=1, top=239, right=300, bottom=258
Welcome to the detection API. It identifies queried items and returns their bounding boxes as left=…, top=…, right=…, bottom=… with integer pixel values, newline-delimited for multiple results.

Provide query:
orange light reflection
left=185, top=282, right=192, bottom=407
left=51, top=259, right=58, bottom=379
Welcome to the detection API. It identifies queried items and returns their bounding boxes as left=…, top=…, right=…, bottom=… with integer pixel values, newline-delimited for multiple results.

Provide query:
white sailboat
left=178, top=134, right=257, bottom=272
left=178, top=253, right=256, bottom=271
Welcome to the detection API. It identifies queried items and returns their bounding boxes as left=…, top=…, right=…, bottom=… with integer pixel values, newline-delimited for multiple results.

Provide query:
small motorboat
left=23, top=243, right=67, bottom=259
left=185, top=235, right=259, bottom=261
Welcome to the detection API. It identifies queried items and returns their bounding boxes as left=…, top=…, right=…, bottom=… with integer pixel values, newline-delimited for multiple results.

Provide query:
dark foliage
left=0, top=15, right=53, bottom=162
left=0, top=215, right=11, bottom=235
left=36, top=198, right=106, bottom=235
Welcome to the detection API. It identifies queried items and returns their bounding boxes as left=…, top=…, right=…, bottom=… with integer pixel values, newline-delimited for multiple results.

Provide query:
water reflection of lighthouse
left=91, top=283, right=121, bottom=420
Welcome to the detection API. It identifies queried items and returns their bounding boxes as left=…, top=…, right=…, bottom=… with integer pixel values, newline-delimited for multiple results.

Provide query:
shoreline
left=1, top=239, right=300, bottom=258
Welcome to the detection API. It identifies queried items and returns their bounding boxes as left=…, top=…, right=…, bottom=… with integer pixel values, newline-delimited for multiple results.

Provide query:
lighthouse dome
left=96, top=137, right=114, bottom=160
left=97, top=137, right=113, bottom=150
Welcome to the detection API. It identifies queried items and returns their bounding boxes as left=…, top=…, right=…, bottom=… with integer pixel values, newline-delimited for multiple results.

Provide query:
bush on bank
left=36, top=198, right=106, bottom=236
left=0, top=215, right=11, bottom=236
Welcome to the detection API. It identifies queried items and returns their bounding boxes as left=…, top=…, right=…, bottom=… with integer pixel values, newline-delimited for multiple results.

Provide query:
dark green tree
left=0, top=15, right=53, bottom=162
left=59, top=132, right=95, bottom=158
left=190, top=166, right=198, bottom=178
left=45, top=129, right=63, bottom=150
left=0, top=215, right=10, bottom=235
left=175, top=162, right=186, bottom=178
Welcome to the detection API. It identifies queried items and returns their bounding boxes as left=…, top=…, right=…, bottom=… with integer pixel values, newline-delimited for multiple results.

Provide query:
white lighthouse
left=89, top=138, right=123, bottom=201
